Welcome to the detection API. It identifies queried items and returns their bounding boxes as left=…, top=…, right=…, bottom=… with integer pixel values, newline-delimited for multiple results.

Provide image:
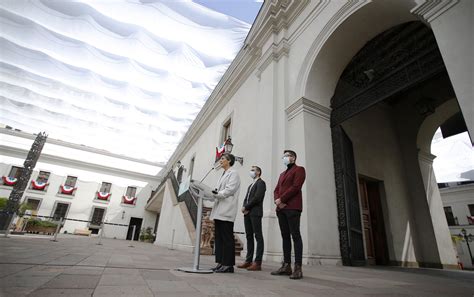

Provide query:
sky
left=0, top=0, right=263, bottom=164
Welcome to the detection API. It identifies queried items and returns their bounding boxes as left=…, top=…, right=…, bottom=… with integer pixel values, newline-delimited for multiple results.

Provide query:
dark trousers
left=214, top=219, right=235, bottom=266
left=277, top=209, right=303, bottom=265
left=244, top=215, right=264, bottom=263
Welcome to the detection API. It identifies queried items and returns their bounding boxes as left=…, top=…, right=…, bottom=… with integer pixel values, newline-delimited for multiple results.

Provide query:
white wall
left=0, top=162, right=158, bottom=239
left=441, top=184, right=474, bottom=269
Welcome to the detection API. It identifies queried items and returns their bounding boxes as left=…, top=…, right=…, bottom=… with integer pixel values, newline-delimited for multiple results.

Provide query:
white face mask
left=249, top=171, right=256, bottom=179
left=283, top=156, right=291, bottom=166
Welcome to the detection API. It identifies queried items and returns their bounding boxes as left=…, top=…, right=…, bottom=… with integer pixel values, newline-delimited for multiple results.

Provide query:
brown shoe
left=246, top=262, right=262, bottom=271
left=270, top=262, right=292, bottom=275
left=289, top=263, right=303, bottom=279
left=237, top=262, right=252, bottom=269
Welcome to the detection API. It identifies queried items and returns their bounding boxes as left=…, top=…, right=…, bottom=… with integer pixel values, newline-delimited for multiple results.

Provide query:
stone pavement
left=0, top=235, right=473, bottom=297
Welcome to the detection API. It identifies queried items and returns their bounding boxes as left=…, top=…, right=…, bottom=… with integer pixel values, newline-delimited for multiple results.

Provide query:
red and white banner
left=215, top=143, right=225, bottom=162
left=97, top=191, right=111, bottom=200
left=2, top=176, right=18, bottom=186
left=60, top=184, right=76, bottom=195
left=123, top=195, right=136, bottom=205
left=31, top=180, right=48, bottom=190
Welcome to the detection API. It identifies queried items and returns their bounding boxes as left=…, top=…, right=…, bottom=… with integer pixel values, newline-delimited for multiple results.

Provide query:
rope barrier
left=24, top=214, right=129, bottom=227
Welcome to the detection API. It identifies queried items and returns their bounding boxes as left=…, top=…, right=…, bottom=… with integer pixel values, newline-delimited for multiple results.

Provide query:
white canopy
left=0, top=0, right=253, bottom=163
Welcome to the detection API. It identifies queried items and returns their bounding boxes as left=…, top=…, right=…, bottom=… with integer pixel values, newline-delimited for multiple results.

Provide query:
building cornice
left=411, top=0, right=459, bottom=23
left=0, top=128, right=164, bottom=167
left=0, top=144, right=158, bottom=183
left=286, top=97, right=331, bottom=121
left=440, top=183, right=474, bottom=195
left=418, top=150, right=437, bottom=163
left=161, top=0, right=312, bottom=176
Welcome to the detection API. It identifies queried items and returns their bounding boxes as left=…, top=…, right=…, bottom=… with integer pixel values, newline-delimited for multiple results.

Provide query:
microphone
left=199, top=167, right=215, bottom=183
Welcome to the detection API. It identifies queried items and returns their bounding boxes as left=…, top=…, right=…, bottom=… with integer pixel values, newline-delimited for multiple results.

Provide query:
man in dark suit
left=271, top=150, right=306, bottom=279
left=237, top=166, right=266, bottom=271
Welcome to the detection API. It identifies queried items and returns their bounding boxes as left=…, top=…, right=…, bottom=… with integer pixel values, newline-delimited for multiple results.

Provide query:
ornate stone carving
left=0, top=132, right=48, bottom=231
left=330, top=22, right=446, bottom=127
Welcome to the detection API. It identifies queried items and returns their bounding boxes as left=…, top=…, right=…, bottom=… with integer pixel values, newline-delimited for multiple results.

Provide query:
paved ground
left=0, top=234, right=473, bottom=297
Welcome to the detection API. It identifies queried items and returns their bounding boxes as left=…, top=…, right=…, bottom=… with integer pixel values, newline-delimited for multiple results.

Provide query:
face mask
left=283, top=156, right=291, bottom=166
left=249, top=171, right=256, bottom=179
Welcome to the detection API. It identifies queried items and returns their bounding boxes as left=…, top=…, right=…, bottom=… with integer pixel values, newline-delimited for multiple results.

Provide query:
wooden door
left=359, top=179, right=376, bottom=264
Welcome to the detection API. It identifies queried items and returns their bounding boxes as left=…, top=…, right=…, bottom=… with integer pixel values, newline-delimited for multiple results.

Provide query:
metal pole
left=193, top=195, right=204, bottom=270
left=465, top=236, right=474, bottom=265
left=97, top=223, right=104, bottom=245
left=170, top=229, right=175, bottom=250
left=51, top=217, right=63, bottom=242
left=128, top=225, right=136, bottom=247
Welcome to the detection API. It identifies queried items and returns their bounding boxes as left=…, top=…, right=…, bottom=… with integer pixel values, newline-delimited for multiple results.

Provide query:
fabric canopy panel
left=0, top=0, right=253, bottom=163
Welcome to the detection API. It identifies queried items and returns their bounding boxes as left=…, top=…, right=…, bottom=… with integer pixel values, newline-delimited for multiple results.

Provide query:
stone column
left=418, top=150, right=458, bottom=268
left=412, top=0, right=474, bottom=143
left=286, top=97, right=341, bottom=265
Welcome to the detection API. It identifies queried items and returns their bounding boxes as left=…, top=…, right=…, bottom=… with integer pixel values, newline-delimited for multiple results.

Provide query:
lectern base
left=177, top=267, right=214, bottom=274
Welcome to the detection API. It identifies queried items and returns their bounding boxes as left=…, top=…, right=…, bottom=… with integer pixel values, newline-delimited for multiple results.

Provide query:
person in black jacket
left=237, top=166, right=266, bottom=271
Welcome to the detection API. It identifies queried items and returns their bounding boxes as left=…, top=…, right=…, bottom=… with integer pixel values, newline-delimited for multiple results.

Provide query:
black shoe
left=215, top=265, right=234, bottom=273
left=211, top=264, right=222, bottom=271
left=270, top=262, right=292, bottom=275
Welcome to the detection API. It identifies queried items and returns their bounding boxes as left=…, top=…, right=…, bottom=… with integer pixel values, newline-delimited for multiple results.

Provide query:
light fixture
left=224, top=136, right=233, bottom=153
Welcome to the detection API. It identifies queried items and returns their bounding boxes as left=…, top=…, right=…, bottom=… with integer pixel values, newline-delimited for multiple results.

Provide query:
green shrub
left=139, top=227, right=155, bottom=242
left=27, top=218, right=58, bottom=228
left=0, top=197, right=7, bottom=210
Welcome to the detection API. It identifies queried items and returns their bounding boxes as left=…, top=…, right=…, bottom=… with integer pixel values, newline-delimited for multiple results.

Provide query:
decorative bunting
left=123, top=195, right=136, bottom=205
left=2, top=176, right=18, bottom=186
left=215, top=143, right=225, bottom=162
left=60, top=184, right=76, bottom=195
left=31, top=180, right=48, bottom=190
left=97, top=191, right=111, bottom=200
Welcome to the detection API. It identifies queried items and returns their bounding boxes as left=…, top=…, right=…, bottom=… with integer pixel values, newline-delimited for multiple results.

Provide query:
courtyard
left=0, top=235, right=473, bottom=297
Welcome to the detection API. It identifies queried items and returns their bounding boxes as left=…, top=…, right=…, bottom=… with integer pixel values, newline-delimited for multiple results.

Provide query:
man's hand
left=241, top=207, right=246, bottom=213
left=277, top=203, right=287, bottom=209
left=275, top=198, right=281, bottom=205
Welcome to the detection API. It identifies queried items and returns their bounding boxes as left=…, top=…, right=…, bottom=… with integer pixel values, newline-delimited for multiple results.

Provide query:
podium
left=177, top=181, right=215, bottom=274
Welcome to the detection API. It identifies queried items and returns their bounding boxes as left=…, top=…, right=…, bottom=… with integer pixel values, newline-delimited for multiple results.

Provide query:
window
left=100, top=182, right=112, bottom=193
left=126, top=186, right=137, bottom=197
left=36, top=171, right=50, bottom=183
left=222, top=119, right=231, bottom=143
left=8, top=166, right=23, bottom=178
left=25, top=198, right=41, bottom=211
left=444, top=206, right=456, bottom=226
left=65, top=176, right=77, bottom=187
left=469, top=204, right=474, bottom=217
left=52, top=202, right=69, bottom=221
left=189, top=156, right=195, bottom=179
left=90, top=207, right=106, bottom=226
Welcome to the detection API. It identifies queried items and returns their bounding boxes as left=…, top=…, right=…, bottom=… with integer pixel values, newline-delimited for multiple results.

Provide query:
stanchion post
left=51, top=217, right=63, bottom=242
left=170, top=229, right=175, bottom=250
left=97, top=222, right=104, bottom=245
left=128, top=225, right=136, bottom=247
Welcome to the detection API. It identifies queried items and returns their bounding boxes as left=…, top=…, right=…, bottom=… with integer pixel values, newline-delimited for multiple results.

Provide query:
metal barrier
left=9, top=214, right=131, bottom=244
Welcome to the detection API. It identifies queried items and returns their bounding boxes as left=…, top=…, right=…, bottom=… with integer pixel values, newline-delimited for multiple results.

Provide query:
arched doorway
left=330, top=21, right=460, bottom=267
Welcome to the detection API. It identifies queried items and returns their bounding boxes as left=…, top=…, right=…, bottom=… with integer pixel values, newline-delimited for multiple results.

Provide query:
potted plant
left=24, top=218, right=58, bottom=235
left=139, top=227, right=155, bottom=243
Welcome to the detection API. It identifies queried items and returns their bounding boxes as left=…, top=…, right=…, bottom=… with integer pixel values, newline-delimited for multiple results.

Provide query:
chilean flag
left=2, top=176, right=18, bottom=186
left=123, top=195, right=136, bottom=205
left=31, top=180, right=48, bottom=190
left=60, top=185, right=76, bottom=195
left=97, top=192, right=111, bottom=200
left=215, top=144, right=225, bottom=162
